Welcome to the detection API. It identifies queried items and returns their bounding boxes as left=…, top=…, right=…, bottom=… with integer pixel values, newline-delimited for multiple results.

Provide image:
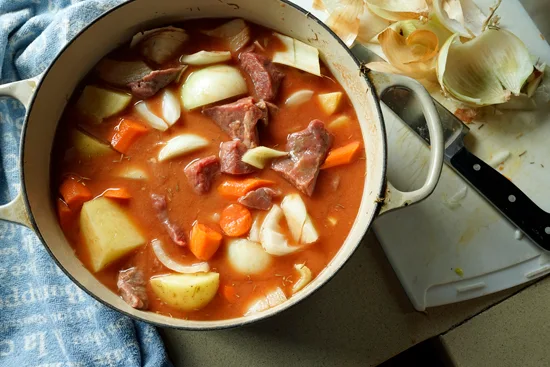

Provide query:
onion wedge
left=158, top=134, right=209, bottom=162
left=135, top=101, right=169, bottom=131
left=179, top=51, right=232, bottom=65
left=244, top=287, right=287, bottom=316
left=260, top=205, right=306, bottom=256
left=151, top=239, right=210, bottom=273
left=241, top=146, right=288, bottom=169
left=292, top=264, right=312, bottom=293
left=161, top=90, right=181, bottom=126
left=285, top=90, right=314, bottom=107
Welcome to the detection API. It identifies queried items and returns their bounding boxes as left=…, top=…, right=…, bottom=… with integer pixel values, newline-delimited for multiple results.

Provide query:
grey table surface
left=161, top=1, right=548, bottom=366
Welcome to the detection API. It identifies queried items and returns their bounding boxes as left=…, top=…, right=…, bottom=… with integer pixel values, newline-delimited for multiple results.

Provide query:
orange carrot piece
left=321, top=141, right=362, bottom=170
left=102, top=188, right=132, bottom=200
left=111, top=119, right=149, bottom=154
left=217, top=179, right=275, bottom=199
left=190, top=222, right=223, bottom=260
left=219, top=204, right=252, bottom=237
left=222, top=285, right=239, bottom=303
left=59, top=177, right=92, bottom=210
left=56, top=198, right=74, bottom=230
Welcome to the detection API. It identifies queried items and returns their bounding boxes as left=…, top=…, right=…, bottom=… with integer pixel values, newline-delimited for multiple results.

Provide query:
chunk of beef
left=117, top=267, right=148, bottom=310
left=202, top=97, right=268, bottom=148
left=271, top=120, right=333, bottom=196
left=219, top=140, right=257, bottom=175
left=238, top=187, right=280, bottom=210
left=184, top=156, right=220, bottom=195
left=151, top=193, right=187, bottom=246
left=128, top=66, right=183, bottom=99
left=239, top=51, right=284, bottom=101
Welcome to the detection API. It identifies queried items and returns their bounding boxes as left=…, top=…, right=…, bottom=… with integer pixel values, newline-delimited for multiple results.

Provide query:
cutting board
left=293, top=0, right=550, bottom=311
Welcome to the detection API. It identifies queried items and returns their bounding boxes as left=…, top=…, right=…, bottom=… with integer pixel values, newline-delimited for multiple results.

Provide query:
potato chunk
left=318, top=92, right=343, bottom=115
left=76, top=85, right=131, bottom=123
left=150, top=273, right=220, bottom=311
left=80, top=197, right=146, bottom=272
left=72, top=130, right=113, bottom=158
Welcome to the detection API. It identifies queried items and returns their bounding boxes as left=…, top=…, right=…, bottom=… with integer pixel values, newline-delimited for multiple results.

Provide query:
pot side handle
left=369, top=71, right=444, bottom=215
left=0, top=77, right=40, bottom=228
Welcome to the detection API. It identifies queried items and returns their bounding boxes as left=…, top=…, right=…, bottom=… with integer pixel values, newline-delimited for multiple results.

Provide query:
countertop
left=161, top=1, right=550, bottom=365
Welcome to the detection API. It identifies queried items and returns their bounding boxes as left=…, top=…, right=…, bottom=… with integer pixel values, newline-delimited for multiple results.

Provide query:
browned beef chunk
left=202, top=97, right=268, bottom=148
left=238, top=187, right=280, bottom=210
left=117, top=267, right=148, bottom=310
left=219, top=140, right=257, bottom=175
left=151, top=193, right=187, bottom=246
left=271, top=120, right=333, bottom=196
left=128, top=66, right=183, bottom=99
left=239, top=51, right=284, bottom=101
left=184, top=156, right=220, bottom=195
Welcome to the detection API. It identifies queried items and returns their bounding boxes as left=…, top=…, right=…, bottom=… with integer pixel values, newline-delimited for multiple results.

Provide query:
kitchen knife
left=351, top=44, right=550, bottom=251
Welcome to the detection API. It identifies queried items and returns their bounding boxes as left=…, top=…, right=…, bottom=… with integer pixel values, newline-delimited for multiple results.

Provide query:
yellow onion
left=432, top=0, right=487, bottom=38
left=437, top=30, right=534, bottom=106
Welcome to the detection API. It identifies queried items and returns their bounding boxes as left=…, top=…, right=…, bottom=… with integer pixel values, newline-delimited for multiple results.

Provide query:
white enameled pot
left=0, top=0, right=444, bottom=329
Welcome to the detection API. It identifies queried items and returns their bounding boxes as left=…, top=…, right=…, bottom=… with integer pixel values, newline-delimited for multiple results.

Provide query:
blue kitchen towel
left=0, top=1, right=173, bottom=366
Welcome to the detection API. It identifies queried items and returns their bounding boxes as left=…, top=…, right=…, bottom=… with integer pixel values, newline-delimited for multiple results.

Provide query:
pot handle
left=368, top=71, right=444, bottom=215
left=0, top=77, right=40, bottom=228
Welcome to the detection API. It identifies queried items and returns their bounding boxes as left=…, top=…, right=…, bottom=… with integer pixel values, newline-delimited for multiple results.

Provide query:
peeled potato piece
left=318, top=92, right=343, bottom=115
left=76, top=86, right=131, bottom=123
left=150, top=272, right=220, bottom=311
left=227, top=239, right=272, bottom=275
left=80, top=197, right=146, bottom=272
left=72, top=130, right=113, bottom=158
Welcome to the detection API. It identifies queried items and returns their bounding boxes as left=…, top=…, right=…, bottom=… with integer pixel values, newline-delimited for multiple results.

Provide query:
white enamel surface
left=19, top=0, right=386, bottom=329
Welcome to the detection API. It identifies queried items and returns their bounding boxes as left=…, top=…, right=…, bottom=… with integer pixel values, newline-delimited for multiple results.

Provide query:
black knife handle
left=451, top=147, right=550, bottom=250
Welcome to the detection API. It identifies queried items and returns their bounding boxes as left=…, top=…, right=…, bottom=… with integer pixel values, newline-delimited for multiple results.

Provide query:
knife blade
left=351, top=44, right=550, bottom=251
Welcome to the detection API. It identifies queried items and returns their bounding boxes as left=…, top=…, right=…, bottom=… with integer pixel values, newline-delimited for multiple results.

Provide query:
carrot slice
left=59, top=177, right=92, bottom=210
left=220, top=204, right=252, bottom=237
left=190, top=222, right=223, bottom=260
left=56, top=198, right=74, bottom=230
left=321, top=141, right=361, bottom=169
left=217, top=179, right=275, bottom=199
left=111, top=119, right=149, bottom=154
left=222, top=285, right=239, bottom=304
left=102, top=188, right=132, bottom=200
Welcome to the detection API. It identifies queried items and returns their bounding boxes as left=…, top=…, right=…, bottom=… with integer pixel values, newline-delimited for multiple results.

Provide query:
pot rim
left=18, top=0, right=387, bottom=330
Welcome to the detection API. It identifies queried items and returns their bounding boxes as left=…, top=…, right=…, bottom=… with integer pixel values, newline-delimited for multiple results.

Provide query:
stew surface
left=52, top=18, right=366, bottom=321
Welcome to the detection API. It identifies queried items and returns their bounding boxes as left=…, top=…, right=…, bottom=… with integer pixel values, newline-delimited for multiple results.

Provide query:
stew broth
left=52, top=19, right=366, bottom=321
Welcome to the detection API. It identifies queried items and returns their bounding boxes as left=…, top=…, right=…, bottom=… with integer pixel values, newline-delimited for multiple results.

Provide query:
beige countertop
left=161, top=1, right=549, bottom=365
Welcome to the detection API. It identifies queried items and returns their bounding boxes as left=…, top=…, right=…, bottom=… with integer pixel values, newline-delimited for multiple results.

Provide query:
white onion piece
left=181, top=65, right=247, bottom=110
left=285, top=90, right=314, bottom=107
left=227, top=239, right=272, bottom=275
left=158, top=134, right=209, bottom=162
left=96, top=59, right=153, bottom=87
left=292, top=264, right=312, bottom=293
left=180, top=51, right=232, bottom=65
left=280, top=194, right=319, bottom=244
left=272, top=33, right=321, bottom=76
left=260, top=205, right=304, bottom=256
left=161, top=90, right=181, bottom=126
left=244, top=287, right=287, bottom=316
left=132, top=27, right=188, bottom=64
left=116, top=166, right=148, bottom=180
left=248, top=213, right=264, bottom=243
left=151, top=239, right=210, bottom=273
left=135, top=102, right=169, bottom=131
left=241, top=146, right=288, bottom=169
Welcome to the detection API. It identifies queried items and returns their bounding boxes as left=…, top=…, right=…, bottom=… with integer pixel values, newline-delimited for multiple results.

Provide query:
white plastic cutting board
left=293, top=0, right=550, bottom=311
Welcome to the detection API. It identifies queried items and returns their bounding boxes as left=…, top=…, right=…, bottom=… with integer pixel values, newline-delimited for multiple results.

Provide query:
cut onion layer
left=202, top=19, right=251, bottom=52
left=158, top=134, right=209, bottom=162
left=151, top=239, right=210, bottom=273
left=180, top=51, right=232, bottom=65
left=245, top=287, right=287, bottom=316
left=292, top=264, right=313, bottom=293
